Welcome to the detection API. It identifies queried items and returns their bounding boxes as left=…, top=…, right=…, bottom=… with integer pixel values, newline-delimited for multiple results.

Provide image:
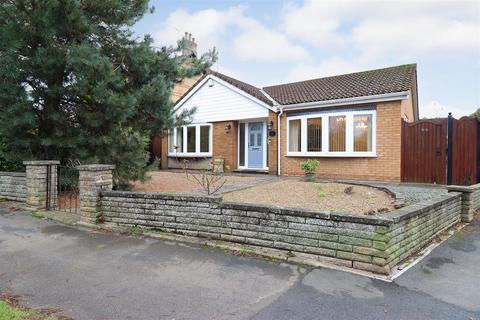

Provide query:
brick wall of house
left=280, top=101, right=403, bottom=181
left=401, top=92, right=415, bottom=122
left=171, top=74, right=203, bottom=103
left=212, top=121, right=238, bottom=171
left=268, top=111, right=278, bottom=175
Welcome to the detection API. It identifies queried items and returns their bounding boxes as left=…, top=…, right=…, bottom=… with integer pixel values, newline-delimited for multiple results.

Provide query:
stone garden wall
left=447, top=183, right=480, bottom=222
left=0, top=172, right=27, bottom=201
left=100, top=190, right=463, bottom=275
left=0, top=160, right=473, bottom=275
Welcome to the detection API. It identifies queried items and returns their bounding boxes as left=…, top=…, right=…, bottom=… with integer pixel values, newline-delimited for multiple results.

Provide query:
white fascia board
left=174, top=74, right=276, bottom=113
left=281, top=91, right=410, bottom=111
left=211, top=75, right=277, bottom=112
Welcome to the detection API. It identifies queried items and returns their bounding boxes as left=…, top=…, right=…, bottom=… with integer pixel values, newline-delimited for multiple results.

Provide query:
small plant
left=181, top=158, right=226, bottom=195
left=96, top=213, right=105, bottom=224
left=344, top=186, right=354, bottom=195
left=300, top=159, right=320, bottom=174
left=317, top=185, right=326, bottom=197
left=121, top=226, right=143, bottom=236
left=31, top=211, right=46, bottom=219
left=300, top=159, right=320, bottom=182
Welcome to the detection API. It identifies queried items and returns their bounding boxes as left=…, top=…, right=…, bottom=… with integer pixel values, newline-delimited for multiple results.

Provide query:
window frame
left=286, top=109, right=376, bottom=157
left=168, top=123, right=213, bottom=157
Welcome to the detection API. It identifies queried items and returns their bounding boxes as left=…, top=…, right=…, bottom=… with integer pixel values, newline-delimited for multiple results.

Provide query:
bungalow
left=159, top=63, right=418, bottom=182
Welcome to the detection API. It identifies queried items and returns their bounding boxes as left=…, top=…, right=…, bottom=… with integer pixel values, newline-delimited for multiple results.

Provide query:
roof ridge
left=208, top=70, right=262, bottom=90
left=263, top=63, right=417, bottom=89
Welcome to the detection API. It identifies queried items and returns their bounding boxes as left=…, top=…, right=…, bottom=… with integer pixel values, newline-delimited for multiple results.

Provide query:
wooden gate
left=402, top=114, right=479, bottom=185
left=450, top=117, right=478, bottom=185
left=401, top=119, right=448, bottom=184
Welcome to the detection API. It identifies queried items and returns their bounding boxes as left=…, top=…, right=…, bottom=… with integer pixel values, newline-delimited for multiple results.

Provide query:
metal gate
left=45, top=160, right=80, bottom=212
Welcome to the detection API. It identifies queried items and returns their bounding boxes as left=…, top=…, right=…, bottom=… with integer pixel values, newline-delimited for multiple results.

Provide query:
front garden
left=223, top=180, right=394, bottom=215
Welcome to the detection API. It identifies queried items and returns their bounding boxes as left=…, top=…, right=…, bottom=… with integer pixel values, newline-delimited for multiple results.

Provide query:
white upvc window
left=168, top=123, right=212, bottom=157
left=286, top=109, right=376, bottom=157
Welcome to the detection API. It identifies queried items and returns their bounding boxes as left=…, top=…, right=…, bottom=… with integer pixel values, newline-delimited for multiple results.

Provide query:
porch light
left=224, top=124, right=231, bottom=134
left=268, top=121, right=274, bottom=130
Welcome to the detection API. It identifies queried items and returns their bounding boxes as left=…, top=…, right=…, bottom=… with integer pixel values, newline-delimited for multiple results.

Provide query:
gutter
left=260, top=89, right=282, bottom=176
left=280, top=91, right=410, bottom=111
left=276, top=106, right=283, bottom=176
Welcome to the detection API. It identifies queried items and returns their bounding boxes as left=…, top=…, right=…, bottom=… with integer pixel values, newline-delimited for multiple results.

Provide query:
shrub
left=299, top=159, right=320, bottom=174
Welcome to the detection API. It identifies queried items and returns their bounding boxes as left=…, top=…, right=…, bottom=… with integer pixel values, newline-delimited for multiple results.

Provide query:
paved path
left=0, top=208, right=478, bottom=320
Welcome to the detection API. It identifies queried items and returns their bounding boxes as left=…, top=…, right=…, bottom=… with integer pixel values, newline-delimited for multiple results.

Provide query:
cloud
left=285, top=57, right=365, bottom=82
left=152, top=7, right=243, bottom=53
left=281, top=0, right=480, bottom=61
left=152, top=6, right=308, bottom=63
left=232, top=20, right=308, bottom=62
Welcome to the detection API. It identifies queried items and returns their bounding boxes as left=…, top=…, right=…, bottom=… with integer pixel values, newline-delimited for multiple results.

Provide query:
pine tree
left=0, top=1, right=216, bottom=186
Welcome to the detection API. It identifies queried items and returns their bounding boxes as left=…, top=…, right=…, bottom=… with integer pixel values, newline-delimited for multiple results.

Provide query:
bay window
left=287, top=109, right=376, bottom=157
left=168, top=124, right=212, bottom=156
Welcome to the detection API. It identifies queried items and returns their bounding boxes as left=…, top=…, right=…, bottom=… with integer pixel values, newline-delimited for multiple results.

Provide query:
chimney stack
left=182, top=32, right=197, bottom=58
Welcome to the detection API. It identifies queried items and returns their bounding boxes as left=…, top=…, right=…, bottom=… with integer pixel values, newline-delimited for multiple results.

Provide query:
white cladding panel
left=176, top=78, right=269, bottom=123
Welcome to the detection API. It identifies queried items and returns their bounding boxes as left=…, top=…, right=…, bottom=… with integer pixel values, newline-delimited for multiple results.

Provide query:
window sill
left=168, top=153, right=212, bottom=158
left=286, top=152, right=377, bottom=158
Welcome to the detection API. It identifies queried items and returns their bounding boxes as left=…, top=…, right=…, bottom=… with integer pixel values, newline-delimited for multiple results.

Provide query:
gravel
left=223, top=180, right=395, bottom=215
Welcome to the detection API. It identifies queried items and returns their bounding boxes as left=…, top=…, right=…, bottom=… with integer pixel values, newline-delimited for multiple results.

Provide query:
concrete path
left=0, top=207, right=478, bottom=320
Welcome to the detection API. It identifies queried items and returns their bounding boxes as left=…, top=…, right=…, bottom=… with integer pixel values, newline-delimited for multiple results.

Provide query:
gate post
left=23, top=160, right=59, bottom=209
left=447, top=112, right=454, bottom=185
left=77, top=164, right=114, bottom=223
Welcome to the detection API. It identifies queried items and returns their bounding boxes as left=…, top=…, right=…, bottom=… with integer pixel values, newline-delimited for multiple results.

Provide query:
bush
left=0, top=136, right=22, bottom=172
left=299, top=159, right=320, bottom=174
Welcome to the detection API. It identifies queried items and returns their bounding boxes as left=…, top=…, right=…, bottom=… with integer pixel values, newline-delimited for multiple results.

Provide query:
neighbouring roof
left=174, top=64, right=417, bottom=108
left=263, top=64, right=417, bottom=105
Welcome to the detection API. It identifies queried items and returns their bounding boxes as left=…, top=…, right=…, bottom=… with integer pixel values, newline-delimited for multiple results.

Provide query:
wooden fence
left=401, top=114, right=479, bottom=185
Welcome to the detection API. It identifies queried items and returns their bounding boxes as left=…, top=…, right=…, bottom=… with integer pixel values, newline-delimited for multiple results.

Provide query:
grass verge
left=0, top=293, right=68, bottom=320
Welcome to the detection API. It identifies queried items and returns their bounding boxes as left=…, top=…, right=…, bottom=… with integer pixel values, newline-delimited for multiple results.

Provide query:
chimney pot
left=181, top=32, right=197, bottom=58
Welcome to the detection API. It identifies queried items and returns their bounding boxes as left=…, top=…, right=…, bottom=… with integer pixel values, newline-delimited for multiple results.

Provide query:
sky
left=133, top=0, right=480, bottom=118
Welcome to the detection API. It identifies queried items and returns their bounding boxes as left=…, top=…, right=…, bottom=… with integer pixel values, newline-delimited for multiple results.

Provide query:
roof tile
left=264, top=64, right=416, bottom=105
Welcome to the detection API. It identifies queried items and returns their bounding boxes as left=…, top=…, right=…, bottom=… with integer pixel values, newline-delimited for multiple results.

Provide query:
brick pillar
left=77, top=165, right=114, bottom=223
left=23, top=160, right=59, bottom=209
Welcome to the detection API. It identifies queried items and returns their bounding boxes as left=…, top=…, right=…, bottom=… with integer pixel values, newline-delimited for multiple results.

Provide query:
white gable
left=175, top=76, right=270, bottom=123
